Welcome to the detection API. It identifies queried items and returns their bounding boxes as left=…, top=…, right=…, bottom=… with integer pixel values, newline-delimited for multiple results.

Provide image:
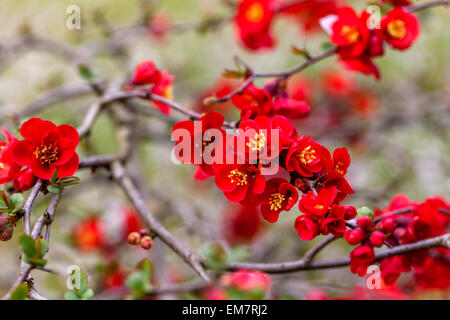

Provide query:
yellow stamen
left=245, top=3, right=264, bottom=23
left=269, top=192, right=285, bottom=211
left=387, top=20, right=406, bottom=39
left=228, top=169, right=248, bottom=186
left=341, top=25, right=359, bottom=43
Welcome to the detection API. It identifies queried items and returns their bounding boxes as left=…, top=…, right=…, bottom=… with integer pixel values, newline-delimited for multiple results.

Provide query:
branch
left=225, top=233, right=449, bottom=273
left=111, top=161, right=211, bottom=283
left=407, top=0, right=450, bottom=12
left=22, top=179, right=43, bottom=235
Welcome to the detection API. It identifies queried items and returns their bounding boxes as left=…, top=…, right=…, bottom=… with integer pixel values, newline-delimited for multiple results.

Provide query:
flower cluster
left=0, top=118, right=79, bottom=191
left=328, top=6, right=420, bottom=79
left=345, top=195, right=449, bottom=288
left=234, top=0, right=339, bottom=50
left=172, top=78, right=355, bottom=240
left=129, top=60, right=175, bottom=114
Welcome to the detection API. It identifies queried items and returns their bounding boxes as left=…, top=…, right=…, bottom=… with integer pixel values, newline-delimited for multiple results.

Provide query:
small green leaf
left=10, top=283, right=28, bottom=300
left=291, top=46, right=311, bottom=59
left=51, top=170, right=58, bottom=184
left=19, top=234, right=37, bottom=259
left=47, top=185, right=61, bottom=194
left=321, top=41, right=334, bottom=51
left=78, top=65, right=97, bottom=83
left=9, top=193, right=23, bottom=209
left=64, top=291, right=80, bottom=300
left=222, top=69, right=245, bottom=79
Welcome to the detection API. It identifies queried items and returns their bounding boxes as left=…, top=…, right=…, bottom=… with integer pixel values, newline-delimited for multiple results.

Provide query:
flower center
left=228, top=169, right=248, bottom=186
left=246, top=132, right=266, bottom=152
left=269, top=192, right=285, bottom=211
left=163, top=85, right=173, bottom=100
left=34, top=143, right=59, bottom=166
left=341, top=25, right=359, bottom=43
left=297, top=145, right=317, bottom=165
left=387, top=20, right=406, bottom=39
left=335, top=161, right=345, bottom=175
left=245, top=3, right=264, bottom=23
left=314, top=204, right=324, bottom=210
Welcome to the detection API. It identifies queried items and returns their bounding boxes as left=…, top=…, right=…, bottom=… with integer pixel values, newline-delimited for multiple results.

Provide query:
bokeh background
left=0, top=0, right=449, bottom=299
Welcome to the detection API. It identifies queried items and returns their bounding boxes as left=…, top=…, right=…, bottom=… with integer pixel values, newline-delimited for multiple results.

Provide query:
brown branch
left=407, top=0, right=450, bottom=12
left=225, top=233, right=449, bottom=273
left=22, top=179, right=43, bottom=235
left=111, top=161, right=211, bottom=283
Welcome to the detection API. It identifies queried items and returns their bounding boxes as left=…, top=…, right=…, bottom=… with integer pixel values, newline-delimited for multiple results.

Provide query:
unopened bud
left=127, top=232, right=141, bottom=245
left=138, top=229, right=149, bottom=237
left=140, top=236, right=153, bottom=250
left=0, top=227, right=13, bottom=241
left=203, top=96, right=218, bottom=107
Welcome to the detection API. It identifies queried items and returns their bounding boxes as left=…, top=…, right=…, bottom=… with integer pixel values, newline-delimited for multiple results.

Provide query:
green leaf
left=10, top=283, right=28, bottom=300
left=126, top=272, right=145, bottom=292
left=9, top=193, right=23, bottom=209
left=78, top=65, right=97, bottom=83
left=47, top=185, right=61, bottom=194
left=19, top=234, right=37, bottom=259
left=358, top=206, right=374, bottom=219
left=321, top=41, right=334, bottom=51
left=59, top=176, right=81, bottom=187
left=51, top=170, right=58, bottom=184
left=291, top=46, right=311, bottom=59
left=38, top=238, right=48, bottom=258
left=0, top=200, right=9, bottom=210
left=64, top=291, right=80, bottom=300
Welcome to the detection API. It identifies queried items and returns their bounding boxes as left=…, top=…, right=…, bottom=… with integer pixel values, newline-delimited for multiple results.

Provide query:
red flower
left=12, top=118, right=79, bottom=180
left=407, top=200, right=445, bottom=241
left=350, top=245, right=375, bottom=276
left=298, top=187, right=337, bottom=217
left=130, top=60, right=160, bottom=85
left=172, top=112, right=226, bottom=177
left=285, top=136, right=323, bottom=177
left=232, top=82, right=273, bottom=117
left=13, top=168, right=37, bottom=191
left=151, top=70, right=174, bottom=114
left=235, top=0, right=276, bottom=51
left=381, top=8, right=419, bottom=50
left=331, top=7, right=371, bottom=58
left=295, top=215, right=320, bottom=240
left=259, top=178, right=298, bottom=223
left=320, top=204, right=347, bottom=237
left=272, top=98, right=311, bottom=119
left=221, top=270, right=271, bottom=292
left=0, top=129, right=21, bottom=184
left=214, top=164, right=266, bottom=204
left=121, top=207, right=144, bottom=238
left=321, top=70, right=356, bottom=98
left=223, top=205, right=262, bottom=244
left=379, top=256, right=410, bottom=286
left=339, top=55, right=380, bottom=80
left=73, top=217, right=105, bottom=252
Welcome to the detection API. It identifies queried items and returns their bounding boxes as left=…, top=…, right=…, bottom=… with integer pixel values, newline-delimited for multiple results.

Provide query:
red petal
left=56, top=153, right=79, bottom=178
left=20, top=118, right=57, bottom=143
left=11, top=140, right=35, bottom=167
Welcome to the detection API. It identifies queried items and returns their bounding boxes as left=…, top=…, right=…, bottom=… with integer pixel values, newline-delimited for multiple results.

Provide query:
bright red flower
left=272, top=98, right=311, bottom=119
left=285, top=136, right=323, bottom=177
left=232, top=82, right=273, bottom=117
left=13, top=168, right=37, bottom=191
left=151, top=70, right=174, bottom=114
left=214, top=164, right=266, bottom=204
left=298, top=187, right=337, bottom=217
left=350, top=245, right=375, bottom=276
left=339, top=55, right=380, bottom=80
left=331, top=7, right=371, bottom=58
left=73, top=217, right=105, bottom=252
left=0, top=129, right=21, bottom=184
left=130, top=60, right=160, bottom=85
left=381, top=8, right=419, bottom=50
left=414, top=255, right=450, bottom=289
left=172, top=112, right=226, bottom=177
left=379, top=255, right=411, bottom=285
left=295, top=215, right=320, bottom=240
left=407, top=200, right=445, bottom=241
left=121, top=207, right=144, bottom=238
left=235, top=0, right=276, bottom=50
left=259, top=178, right=298, bottom=223
left=221, top=270, right=271, bottom=292
left=12, top=118, right=79, bottom=180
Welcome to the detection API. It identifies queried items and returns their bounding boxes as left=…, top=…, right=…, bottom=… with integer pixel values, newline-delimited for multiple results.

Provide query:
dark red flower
left=295, top=215, right=320, bottom=240
left=320, top=204, right=347, bottom=237
left=285, top=136, right=323, bottom=177
left=223, top=205, right=262, bottom=244
left=13, top=168, right=37, bottom=191
left=259, top=178, right=298, bottom=223
left=12, top=118, right=79, bottom=180
left=235, top=0, right=276, bottom=51
left=350, top=245, right=375, bottom=276
left=0, top=129, right=21, bottom=184
left=381, top=8, right=419, bottom=50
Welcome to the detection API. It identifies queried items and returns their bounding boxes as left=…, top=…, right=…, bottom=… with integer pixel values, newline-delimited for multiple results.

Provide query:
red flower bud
left=140, top=235, right=153, bottom=250
left=13, top=168, right=38, bottom=191
left=357, top=216, right=373, bottom=231
left=127, top=232, right=141, bottom=245
left=369, top=231, right=385, bottom=247
left=343, top=205, right=357, bottom=220
left=381, top=217, right=397, bottom=233
left=0, top=215, right=6, bottom=231
left=138, top=229, right=149, bottom=237
left=344, top=228, right=366, bottom=245
left=0, top=226, right=13, bottom=241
